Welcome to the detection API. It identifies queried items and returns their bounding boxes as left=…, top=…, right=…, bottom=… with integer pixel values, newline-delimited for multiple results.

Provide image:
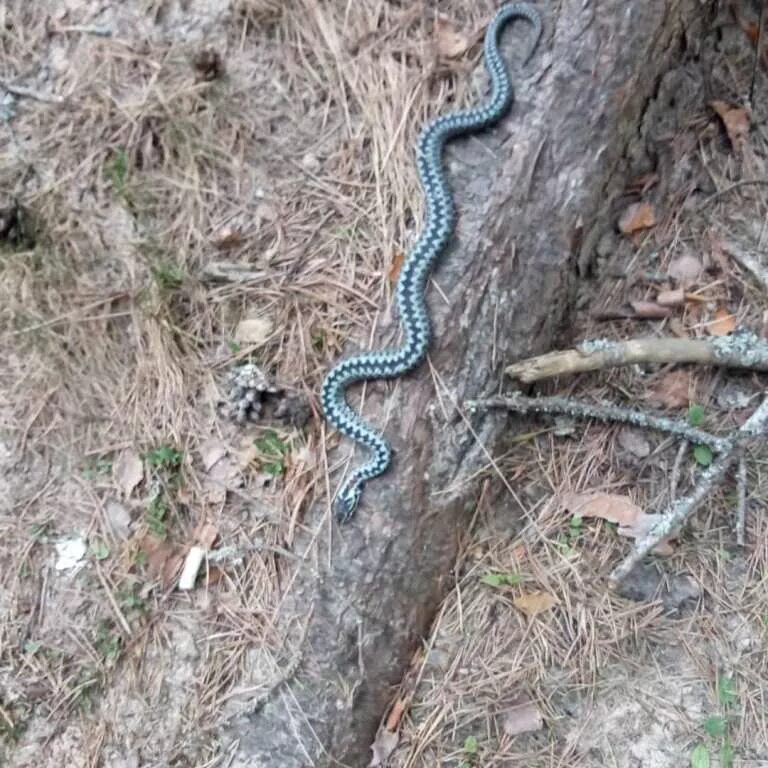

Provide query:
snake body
left=321, top=3, right=542, bottom=523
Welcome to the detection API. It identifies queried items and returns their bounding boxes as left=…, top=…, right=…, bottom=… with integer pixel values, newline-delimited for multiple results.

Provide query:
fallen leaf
left=668, top=253, right=703, bottom=287
left=105, top=499, right=132, bottom=536
left=562, top=492, right=643, bottom=527
left=388, top=248, right=405, bottom=287
left=645, top=369, right=691, bottom=409
left=656, top=287, right=685, bottom=307
left=436, top=18, right=470, bottom=58
left=114, top=451, right=143, bottom=497
left=513, top=591, right=559, bottom=617
left=194, top=522, right=219, bottom=549
left=707, top=307, right=737, bottom=336
left=630, top=300, right=672, bottom=319
left=213, top=225, right=243, bottom=250
left=200, top=438, right=227, bottom=472
left=618, top=202, right=656, bottom=235
left=617, top=428, right=651, bottom=458
left=710, top=100, right=751, bottom=153
left=385, top=697, right=409, bottom=731
left=369, top=728, right=399, bottom=767
left=501, top=697, right=544, bottom=737
left=234, top=317, right=273, bottom=345
left=141, top=534, right=185, bottom=587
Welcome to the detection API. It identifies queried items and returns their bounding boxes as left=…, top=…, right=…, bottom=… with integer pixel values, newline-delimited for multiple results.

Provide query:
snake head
left=335, top=479, right=363, bottom=524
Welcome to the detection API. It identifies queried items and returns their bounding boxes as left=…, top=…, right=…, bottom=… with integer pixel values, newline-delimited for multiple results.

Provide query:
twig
left=505, top=334, right=768, bottom=383
left=721, top=238, right=768, bottom=292
left=736, top=457, right=748, bottom=547
left=609, top=397, right=768, bottom=585
left=465, top=393, right=731, bottom=452
left=750, top=0, right=766, bottom=106
left=670, top=440, right=688, bottom=501
left=95, top=563, right=132, bottom=636
left=0, top=78, right=64, bottom=104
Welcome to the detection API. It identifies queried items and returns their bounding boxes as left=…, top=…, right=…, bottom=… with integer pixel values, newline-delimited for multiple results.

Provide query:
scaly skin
left=321, top=3, right=543, bottom=523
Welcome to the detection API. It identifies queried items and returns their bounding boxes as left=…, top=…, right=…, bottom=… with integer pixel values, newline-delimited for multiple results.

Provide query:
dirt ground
left=1, top=1, right=767, bottom=767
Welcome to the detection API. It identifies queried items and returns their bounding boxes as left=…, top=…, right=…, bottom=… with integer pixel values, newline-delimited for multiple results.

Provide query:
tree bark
left=223, top=1, right=715, bottom=765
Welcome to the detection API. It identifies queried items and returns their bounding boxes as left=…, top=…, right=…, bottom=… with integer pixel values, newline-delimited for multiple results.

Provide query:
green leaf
left=226, top=339, right=241, bottom=353
left=90, top=538, right=110, bottom=561
left=480, top=571, right=522, bottom=588
left=23, top=640, right=41, bottom=655
left=569, top=514, right=583, bottom=529
left=146, top=444, right=184, bottom=471
left=463, top=735, right=478, bottom=756
left=690, top=743, right=710, bottom=768
left=255, top=429, right=289, bottom=457
left=719, top=742, right=735, bottom=768
left=703, top=715, right=726, bottom=737
left=688, top=403, right=706, bottom=427
left=718, top=674, right=737, bottom=708
left=693, top=444, right=713, bottom=467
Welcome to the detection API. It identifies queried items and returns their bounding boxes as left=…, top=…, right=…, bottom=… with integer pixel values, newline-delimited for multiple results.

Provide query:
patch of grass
left=105, top=148, right=129, bottom=194
left=458, top=734, right=479, bottom=767
left=146, top=494, right=169, bottom=538
left=254, top=429, right=290, bottom=476
left=151, top=263, right=185, bottom=291
left=480, top=571, right=522, bottom=587
left=146, top=444, right=184, bottom=472
left=95, top=620, right=122, bottom=665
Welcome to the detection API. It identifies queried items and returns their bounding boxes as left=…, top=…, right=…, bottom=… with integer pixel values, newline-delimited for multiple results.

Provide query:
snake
left=321, top=3, right=543, bottom=523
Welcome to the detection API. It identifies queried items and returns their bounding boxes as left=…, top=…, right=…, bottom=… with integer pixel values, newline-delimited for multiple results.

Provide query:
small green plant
left=226, top=339, right=241, bottom=353
left=480, top=571, right=522, bottom=587
left=95, top=620, right=121, bottom=664
left=690, top=743, right=710, bottom=768
left=146, top=495, right=169, bottom=538
left=693, top=444, right=713, bottom=467
left=694, top=673, right=738, bottom=768
left=254, top=429, right=290, bottom=476
left=89, top=538, right=110, bottom=561
left=458, top=734, right=479, bottom=767
left=146, top=444, right=184, bottom=472
left=23, top=640, right=41, bottom=655
left=105, top=148, right=129, bottom=194
left=118, top=584, right=146, bottom=619
left=151, top=263, right=185, bottom=291
left=30, top=522, right=50, bottom=542
left=82, top=458, right=113, bottom=479
left=688, top=403, right=706, bottom=427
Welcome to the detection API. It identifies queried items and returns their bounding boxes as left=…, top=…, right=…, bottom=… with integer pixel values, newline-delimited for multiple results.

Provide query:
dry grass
left=1, top=0, right=767, bottom=766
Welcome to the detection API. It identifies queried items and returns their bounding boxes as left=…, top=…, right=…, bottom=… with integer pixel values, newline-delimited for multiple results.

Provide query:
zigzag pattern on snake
left=321, top=3, right=543, bottom=523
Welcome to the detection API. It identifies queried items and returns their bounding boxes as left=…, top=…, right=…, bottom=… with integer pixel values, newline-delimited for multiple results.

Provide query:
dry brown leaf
left=501, top=698, right=544, bottom=737
left=645, top=369, right=691, bottom=409
left=140, top=535, right=185, bottom=587
left=213, top=224, right=243, bottom=250
left=618, top=202, right=656, bottom=235
left=513, top=591, right=559, bottom=617
left=630, top=300, right=672, bottom=319
left=668, top=253, right=703, bottom=287
left=194, top=522, right=219, bottom=549
left=369, top=728, right=399, bottom=767
left=200, top=438, right=227, bottom=472
left=617, top=428, right=651, bottom=458
left=234, top=317, right=273, bottom=345
left=656, top=287, right=685, bottom=307
left=114, top=450, right=143, bottom=497
left=562, top=492, right=643, bottom=527
left=385, top=697, right=408, bottom=731
left=388, top=249, right=405, bottom=287
left=436, top=18, right=469, bottom=58
left=707, top=307, right=737, bottom=336
left=710, top=100, right=751, bottom=153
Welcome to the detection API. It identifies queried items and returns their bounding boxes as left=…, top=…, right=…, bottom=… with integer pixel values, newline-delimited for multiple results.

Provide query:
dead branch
left=609, top=397, right=768, bottom=585
left=465, top=393, right=731, bottom=451
left=505, top=333, right=768, bottom=383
